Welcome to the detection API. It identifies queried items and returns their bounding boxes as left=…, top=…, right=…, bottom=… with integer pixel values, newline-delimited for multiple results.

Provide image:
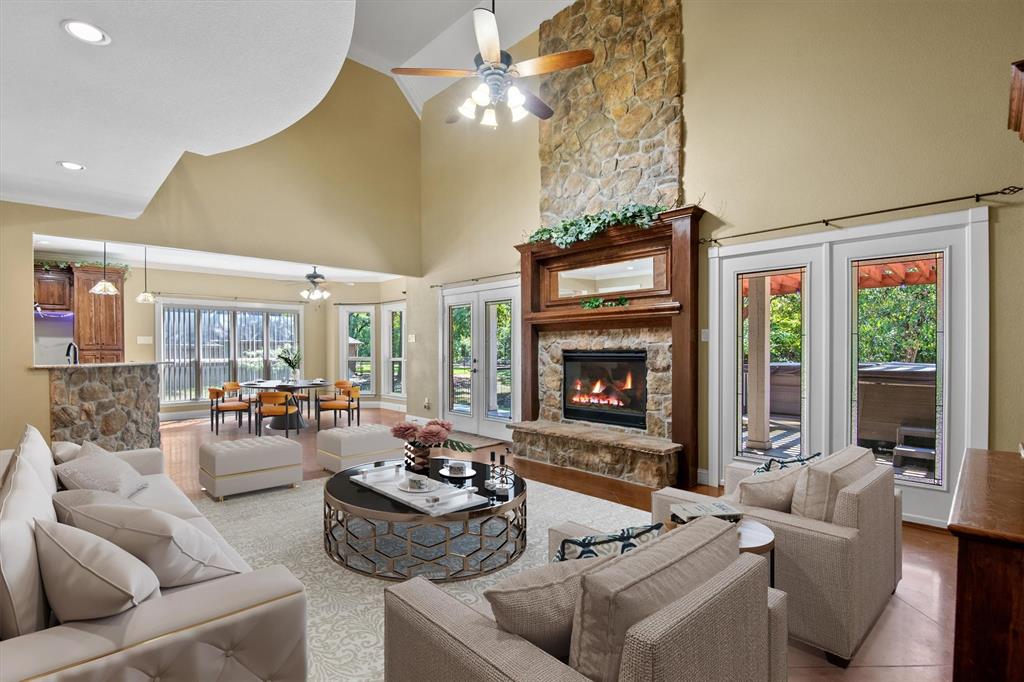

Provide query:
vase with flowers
left=276, top=346, right=302, bottom=382
left=390, top=419, right=474, bottom=473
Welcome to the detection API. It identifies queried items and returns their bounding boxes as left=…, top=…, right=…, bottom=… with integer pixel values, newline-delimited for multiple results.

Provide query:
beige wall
left=404, top=33, right=541, bottom=418
left=682, top=0, right=1024, bottom=460
left=1, top=59, right=419, bottom=445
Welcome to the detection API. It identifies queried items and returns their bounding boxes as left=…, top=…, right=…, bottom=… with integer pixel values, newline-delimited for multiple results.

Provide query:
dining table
left=240, top=378, right=329, bottom=431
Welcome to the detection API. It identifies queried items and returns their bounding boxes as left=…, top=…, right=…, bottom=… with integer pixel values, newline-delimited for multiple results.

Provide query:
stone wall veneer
left=49, top=364, right=161, bottom=450
left=538, top=0, right=682, bottom=226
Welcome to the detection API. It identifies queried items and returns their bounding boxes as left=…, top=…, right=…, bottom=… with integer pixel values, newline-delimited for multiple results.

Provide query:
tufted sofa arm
left=0, top=565, right=305, bottom=682
left=51, top=441, right=165, bottom=475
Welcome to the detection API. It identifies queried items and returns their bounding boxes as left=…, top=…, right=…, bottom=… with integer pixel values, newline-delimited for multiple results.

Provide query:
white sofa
left=0, top=433, right=307, bottom=681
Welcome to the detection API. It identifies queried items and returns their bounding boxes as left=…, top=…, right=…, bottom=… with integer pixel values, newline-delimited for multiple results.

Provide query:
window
left=340, top=306, right=374, bottom=395
left=381, top=303, right=405, bottom=397
left=157, top=302, right=300, bottom=404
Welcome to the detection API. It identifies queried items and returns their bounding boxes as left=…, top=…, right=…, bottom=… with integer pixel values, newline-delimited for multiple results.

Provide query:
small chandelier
left=299, top=266, right=331, bottom=301
left=89, top=242, right=119, bottom=296
left=134, top=245, right=155, bottom=304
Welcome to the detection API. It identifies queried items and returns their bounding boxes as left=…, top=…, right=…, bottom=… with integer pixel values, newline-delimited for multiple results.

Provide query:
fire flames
left=569, top=371, right=634, bottom=408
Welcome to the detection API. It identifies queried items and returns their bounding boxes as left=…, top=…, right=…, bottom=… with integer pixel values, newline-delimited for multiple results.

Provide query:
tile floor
left=159, top=408, right=956, bottom=680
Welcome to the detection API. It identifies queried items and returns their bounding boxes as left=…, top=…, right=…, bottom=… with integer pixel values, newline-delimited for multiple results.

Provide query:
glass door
left=442, top=283, right=519, bottom=439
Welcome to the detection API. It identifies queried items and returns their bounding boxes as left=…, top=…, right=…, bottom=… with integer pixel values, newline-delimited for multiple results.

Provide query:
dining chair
left=257, top=390, right=301, bottom=438
left=222, top=381, right=254, bottom=406
left=208, top=387, right=251, bottom=435
left=292, top=389, right=312, bottom=418
left=315, top=380, right=361, bottom=430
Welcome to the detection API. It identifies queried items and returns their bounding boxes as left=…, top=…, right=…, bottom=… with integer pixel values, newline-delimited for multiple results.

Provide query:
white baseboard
left=405, top=415, right=431, bottom=426
left=901, top=512, right=947, bottom=529
left=697, top=468, right=709, bottom=486
left=160, top=409, right=207, bottom=421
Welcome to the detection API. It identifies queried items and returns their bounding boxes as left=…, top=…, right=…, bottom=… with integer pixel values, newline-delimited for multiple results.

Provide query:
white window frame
left=339, top=305, right=375, bottom=396
left=708, top=207, right=989, bottom=527
left=381, top=302, right=406, bottom=398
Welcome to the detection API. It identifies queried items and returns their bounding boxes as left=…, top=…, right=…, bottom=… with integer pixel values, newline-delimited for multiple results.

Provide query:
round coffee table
left=323, top=458, right=527, bottom=582
left=737, top=518, right=775, bottom=586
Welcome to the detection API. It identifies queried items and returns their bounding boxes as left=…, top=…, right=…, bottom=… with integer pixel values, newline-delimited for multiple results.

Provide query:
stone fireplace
left=563, top=349, right=648, bottom=429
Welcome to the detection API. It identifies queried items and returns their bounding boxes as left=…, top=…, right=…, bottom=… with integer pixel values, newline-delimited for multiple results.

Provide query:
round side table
left=737, top=518, right=775, bottom=587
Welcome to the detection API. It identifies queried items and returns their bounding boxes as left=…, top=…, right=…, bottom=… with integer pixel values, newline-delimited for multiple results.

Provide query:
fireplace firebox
left=563, top=350, right=647, bottom=429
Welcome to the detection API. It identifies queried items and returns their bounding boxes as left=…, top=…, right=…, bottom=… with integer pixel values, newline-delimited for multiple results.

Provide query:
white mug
left=448, top=461, right=467, bottom=475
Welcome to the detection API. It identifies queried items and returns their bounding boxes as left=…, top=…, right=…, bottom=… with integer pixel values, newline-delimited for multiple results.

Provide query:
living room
left=1, top=1, right=1021, bottom=681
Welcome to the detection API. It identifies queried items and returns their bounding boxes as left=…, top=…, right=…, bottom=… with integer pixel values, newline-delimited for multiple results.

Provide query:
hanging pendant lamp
left=89, top=242, right=119, bottom=295
left=135, top=246, right=155, bottom=303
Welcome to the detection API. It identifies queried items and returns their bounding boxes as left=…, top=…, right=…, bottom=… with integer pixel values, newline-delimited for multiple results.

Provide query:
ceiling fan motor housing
left=474, top=50, right=515, bottom=104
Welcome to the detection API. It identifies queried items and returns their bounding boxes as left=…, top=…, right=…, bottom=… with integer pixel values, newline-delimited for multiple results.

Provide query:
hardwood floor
left=159, top=409, right=956, bottom=680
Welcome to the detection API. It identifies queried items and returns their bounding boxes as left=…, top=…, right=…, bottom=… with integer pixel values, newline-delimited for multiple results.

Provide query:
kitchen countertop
left=32, top=362, right=159, bottom=369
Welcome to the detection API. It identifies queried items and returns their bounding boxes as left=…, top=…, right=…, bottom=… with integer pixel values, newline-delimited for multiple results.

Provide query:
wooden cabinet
left=71, top=265, right=125, bottom=363
left=33, top=267, right=73, bottom=311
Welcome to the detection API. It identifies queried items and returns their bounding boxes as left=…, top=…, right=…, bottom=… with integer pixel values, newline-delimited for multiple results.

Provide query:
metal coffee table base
left=322, top=498, right=527, bottom=582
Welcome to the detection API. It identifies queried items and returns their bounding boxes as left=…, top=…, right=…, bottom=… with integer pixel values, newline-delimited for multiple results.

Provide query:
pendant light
left=135, top=245, right=155, bottom=303
left=88, top=242, right=119, bottom=296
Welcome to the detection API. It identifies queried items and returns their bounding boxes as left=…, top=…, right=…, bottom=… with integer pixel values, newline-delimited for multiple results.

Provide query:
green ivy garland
left=527, top=203, right=666, bottom=249
left=581, top=296, right=629, bottom=309
left=35, top=259, right=132, bottom=278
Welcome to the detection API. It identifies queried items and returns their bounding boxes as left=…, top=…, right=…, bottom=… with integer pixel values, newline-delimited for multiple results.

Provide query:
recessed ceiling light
left=62, top=20, right=111, bottom=45
left=57, top=161, right=86, bottom=171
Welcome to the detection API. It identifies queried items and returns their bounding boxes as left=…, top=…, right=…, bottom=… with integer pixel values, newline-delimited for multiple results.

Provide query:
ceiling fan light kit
left=300, top=266, right=331, bottom=301
left=391, top=4, right=594, bottom=129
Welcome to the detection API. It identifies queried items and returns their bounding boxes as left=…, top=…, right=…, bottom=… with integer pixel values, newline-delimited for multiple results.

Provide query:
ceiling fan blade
left=391, top=67, right=476, bottom=77
left=514, top=49, right=595, bottom=77
left=472, top=8, right=501, bottom=63
left=445, top=113, right=461, bottom=124
left=519, top=86, right=554, bottom=120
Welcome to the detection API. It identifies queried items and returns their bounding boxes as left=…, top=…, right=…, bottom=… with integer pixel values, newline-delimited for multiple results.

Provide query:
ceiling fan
left=392, top=2, right=594, bottom=126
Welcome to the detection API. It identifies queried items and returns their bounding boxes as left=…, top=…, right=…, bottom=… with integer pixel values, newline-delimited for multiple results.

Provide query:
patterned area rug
left=196, top=477, right=648, bottom=681
left=449, top=430, right=507, bottom=449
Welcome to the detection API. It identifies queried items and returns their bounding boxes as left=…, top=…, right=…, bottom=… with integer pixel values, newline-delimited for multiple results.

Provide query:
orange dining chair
left=292, top=388, right=312, bottom=417
left=315, top=380, right=361, bottom=430
left=256, top=390, right=301, bottom=438
left=223, top=381, right=254, bottom=406
left=208, top=387, right=250, bottom=435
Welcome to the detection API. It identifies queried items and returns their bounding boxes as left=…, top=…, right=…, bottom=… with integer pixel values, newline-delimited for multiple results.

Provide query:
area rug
left=196, top=477, right=648, bottom=681
left=449, top=430, right=507, bottom=449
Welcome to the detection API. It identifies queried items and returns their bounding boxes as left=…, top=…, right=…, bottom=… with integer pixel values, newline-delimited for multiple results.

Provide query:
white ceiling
left=33, top=234, right=401, bottom=284
left=348, top=0, right=574, bottom=114
left=0, top=1, right=355, bottom=218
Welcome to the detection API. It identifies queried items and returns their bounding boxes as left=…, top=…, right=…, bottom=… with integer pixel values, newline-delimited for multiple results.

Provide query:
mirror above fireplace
left=556, top=256, right=655, bottom=298
left=563, top=350, right=647, bottom=429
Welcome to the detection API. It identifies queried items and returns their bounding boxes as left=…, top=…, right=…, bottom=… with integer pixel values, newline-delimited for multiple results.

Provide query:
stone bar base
left=508, top=420, right=680, bottom=489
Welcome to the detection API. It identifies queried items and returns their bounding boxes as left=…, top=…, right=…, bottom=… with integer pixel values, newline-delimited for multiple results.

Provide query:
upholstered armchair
left=384, top=521, right=787, bottom=682
left=653, top=456, right=902, bottom=666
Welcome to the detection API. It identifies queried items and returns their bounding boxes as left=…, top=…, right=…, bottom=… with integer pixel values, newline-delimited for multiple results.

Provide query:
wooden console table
left=948, top=448, right=1024, bottom=681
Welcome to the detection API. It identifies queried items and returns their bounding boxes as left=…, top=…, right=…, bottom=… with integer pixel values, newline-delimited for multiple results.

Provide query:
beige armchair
left=653, top=459, right=902, bottom=666
left=384, top=521, right=787, bottom=682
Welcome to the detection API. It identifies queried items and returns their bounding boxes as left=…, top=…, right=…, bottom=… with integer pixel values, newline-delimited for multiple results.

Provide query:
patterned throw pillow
left=752, top=451, right=823, bottom=475
left=555, top=523, right=663, bottom=561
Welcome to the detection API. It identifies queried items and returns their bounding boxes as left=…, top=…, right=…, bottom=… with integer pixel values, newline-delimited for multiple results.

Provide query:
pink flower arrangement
left=390, top=420, right=472, bottom=453
left=390, top=422, right=420, bottom=441
left=417, top=424, right=450, bottom=446
left=426, top=418, right=453, bottom=431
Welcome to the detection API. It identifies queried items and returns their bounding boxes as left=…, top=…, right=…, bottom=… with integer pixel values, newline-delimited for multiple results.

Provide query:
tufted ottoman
left=199, top=436, right=303, bottom=500
left=316, top=424, right=405, bottom=472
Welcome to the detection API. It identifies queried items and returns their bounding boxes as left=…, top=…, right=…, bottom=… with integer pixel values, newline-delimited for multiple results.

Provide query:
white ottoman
left=199, top=436, right=302, bottom=500
left=316, top=424, right=405, bottom=472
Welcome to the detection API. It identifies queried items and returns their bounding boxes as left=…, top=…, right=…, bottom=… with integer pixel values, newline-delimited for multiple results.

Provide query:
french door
left=442, top=282, right=519, bottom=440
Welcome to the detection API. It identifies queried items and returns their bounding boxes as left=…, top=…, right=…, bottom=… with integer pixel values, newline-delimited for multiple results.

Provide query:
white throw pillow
left=52, top=489, right=137, bottom=524
left=35, top=519, right=159, bottom=623
left=736, top=465, right=804, bottom=511
left=68, top=504, right=240, bottom=587
left=55, top=442, right=148, bottom=497
left=791, top=445, right=877, bottom=521
left=14, top=426, right=57, bottom=495
left=51, top=441, right=83, bottom=464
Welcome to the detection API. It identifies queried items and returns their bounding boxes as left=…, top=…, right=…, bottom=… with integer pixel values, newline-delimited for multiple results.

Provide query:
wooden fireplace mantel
left=515, top=205, right=704, bottom=487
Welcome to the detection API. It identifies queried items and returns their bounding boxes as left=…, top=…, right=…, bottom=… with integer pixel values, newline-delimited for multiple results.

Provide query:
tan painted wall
left=1, top=59, right=419, bottom=445
left=683, top=0, right=1024, bottom=460
left=405, top=33, right=541, bottom=419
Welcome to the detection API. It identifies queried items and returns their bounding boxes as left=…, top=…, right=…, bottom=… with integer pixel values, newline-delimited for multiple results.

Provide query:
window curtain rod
left=699, top=184, right=1022, bottom=246
left=152, top=292, right=308, bottom=305
left=429, top=270, right=521, bottom=289
left=332, top=298, right=406, bottom=306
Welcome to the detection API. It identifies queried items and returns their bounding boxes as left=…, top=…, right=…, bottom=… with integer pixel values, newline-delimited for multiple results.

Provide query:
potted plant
left=390, top=419, right=473, bottom=472
left=277, top=346, right=302, bottom=382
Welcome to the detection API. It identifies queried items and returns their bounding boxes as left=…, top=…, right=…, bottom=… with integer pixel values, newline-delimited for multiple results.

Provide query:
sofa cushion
left=130, top=474, right=203, bottom=520
left=68, top=504, right=241, bottom=587
left=15, top=426, right=57, bottom=495
left=51, top=441, right=82, bottom=464
left=55, top=442, right=148, bottom=497
left=555, top=524, right=663, bottom=562
left=186, top=516, right=252, bottom=573
left=484, top=556, right=611, bottom=659
left=0, top=449, right=13, bottom=487
left=52, top=489, right=137, bottom=524
left=0, top=453, right=57, bottom=638
left=791, top=445, right=876, bottom=521
left=736, top=465, right=804, bottom=512
left=569, top=517, right=739, bottom=682
left=34, top=519, right=160, bottom=623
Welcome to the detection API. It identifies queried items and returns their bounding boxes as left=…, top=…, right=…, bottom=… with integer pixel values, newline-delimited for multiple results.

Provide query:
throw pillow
left=569, top=517, right=740, bottom=682
left=68, top=504, right=240, bottom=587
left=735, top=465, right=804, bottom=511
left=51, top=441, right=83, bottom=464
left=752, top=451, right=823, bottom=474
left=790, top=445, right=876, bottom=521
left=34, top=519, right=159, bottom=623
left=55, top=442, right=148, bottom=497
left=555, top=523, right=663, bottom=561
left=484, top=556, right=612, bottom=660
left=52, top=489, right=136, bottom=524
left=14, top=425, right=57, bottom=495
